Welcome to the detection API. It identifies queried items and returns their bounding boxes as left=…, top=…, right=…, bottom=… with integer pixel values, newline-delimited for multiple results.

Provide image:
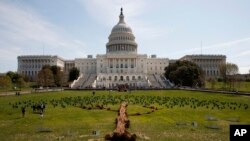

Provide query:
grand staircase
left=70, top=73, right=97, bottom=89
left=147, top=74, right=174, bottom=88
left=81, top=74, right=97, bottom=88
left=147, top=74, right=161, bottom=88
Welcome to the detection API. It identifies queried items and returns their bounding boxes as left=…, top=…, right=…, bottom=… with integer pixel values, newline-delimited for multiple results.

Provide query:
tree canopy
left=0, top=75, right=12, bottom=90
left=37, top=65, right=65, bottom=87
left=69, top=67, right=80, bottom=82
left=38, top=67, right=54, bottom=87
left=164, top=60, right=204, bottom=87
left=51, top=66, right=65, bottom=87
left=6, top=71, right=26, bottom=90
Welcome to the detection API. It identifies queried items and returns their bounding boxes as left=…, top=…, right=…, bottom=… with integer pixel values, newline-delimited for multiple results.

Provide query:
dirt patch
left=136, top=132, right=150, bottom=140
left=105, top=102, right=136, bottom=141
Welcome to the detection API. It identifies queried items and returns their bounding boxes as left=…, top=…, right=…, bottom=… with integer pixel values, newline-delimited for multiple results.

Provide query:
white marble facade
left=17, top=8, right=226, bottom=88
left=18, top=55, right=64, bottom=81
left=82, top=8, right=169, bottom=88
left=180, top=55, right=226, bottom=79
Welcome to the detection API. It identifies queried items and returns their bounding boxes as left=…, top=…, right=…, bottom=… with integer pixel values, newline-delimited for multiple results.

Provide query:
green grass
left=0, top=87, right=32, bottom=93
left=205, top=81, right=250, bottom=92
left=0, top=90, right=250, bottom=141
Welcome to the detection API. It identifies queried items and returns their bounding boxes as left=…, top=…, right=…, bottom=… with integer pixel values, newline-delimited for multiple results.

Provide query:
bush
left=217, top=78, right=223, bottom=82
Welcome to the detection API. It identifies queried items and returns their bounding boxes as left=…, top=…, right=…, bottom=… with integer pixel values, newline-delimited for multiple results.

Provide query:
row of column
left=205, top=69, right=219, bottom=76
left=107, top=44, right=136, bottom=52
left=19, top=63, right=50, bottom=69
left=107, top=58, right=137, bottom=68
left=19, top=59, right=53, bottom=63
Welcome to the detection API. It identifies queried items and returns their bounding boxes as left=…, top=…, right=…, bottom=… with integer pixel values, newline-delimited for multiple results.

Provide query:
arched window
left=126, top=76, right=129, bottom=81
left=132, top=76, right=135, bottom=80
left=138, top=76, right=141, bottom=80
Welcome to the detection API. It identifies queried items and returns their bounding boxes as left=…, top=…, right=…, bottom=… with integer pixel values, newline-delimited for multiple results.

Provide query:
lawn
left=205, top=81, right=250, bottom=92
left=0, top=90, right=249, bottom=141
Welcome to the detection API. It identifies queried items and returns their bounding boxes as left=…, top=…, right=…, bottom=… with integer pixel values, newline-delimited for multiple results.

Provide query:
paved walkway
left=179, top=88, right=250, bottom=96
left=0, top=89, right=64, bottom=97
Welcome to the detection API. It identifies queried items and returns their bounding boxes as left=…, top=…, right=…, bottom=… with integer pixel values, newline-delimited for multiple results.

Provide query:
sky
left=0, top=0, right=250, bottom=74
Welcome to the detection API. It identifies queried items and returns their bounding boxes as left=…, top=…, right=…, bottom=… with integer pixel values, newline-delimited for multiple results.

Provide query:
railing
left=153, top=74, right=163, bottom=88
left=70, top=74, right=83, bottom=88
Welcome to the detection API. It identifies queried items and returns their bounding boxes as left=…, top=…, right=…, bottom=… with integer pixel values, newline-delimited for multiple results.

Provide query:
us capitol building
left=17, top=8, right=226, bottom=88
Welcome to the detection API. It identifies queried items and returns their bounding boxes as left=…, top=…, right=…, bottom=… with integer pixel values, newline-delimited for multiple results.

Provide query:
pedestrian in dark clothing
left=21, top=107, right=26, bottom=117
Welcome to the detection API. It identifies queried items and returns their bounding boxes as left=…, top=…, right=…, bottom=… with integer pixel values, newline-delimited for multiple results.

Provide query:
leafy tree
left=219, top=63, right=227, bottom=84
left=69, top=67, right=80, bottom=82
left=6, top=71, right=22, bottom=83
left=16, top=77, right=26, bottom=90
left=164, top=60, right=204, bottom=87
left=37, top=68, right=54, bottom=87
left=42, top=65, right=51, bottom=70
left=6, top=71, right=27, bottom=90
left=37, top=65, right=65, bottom=87
left=0, top=76, right=12, bottom=90
left=6, top=71, right=16, bottom=82
left=51, top=66, right=65, bottom=87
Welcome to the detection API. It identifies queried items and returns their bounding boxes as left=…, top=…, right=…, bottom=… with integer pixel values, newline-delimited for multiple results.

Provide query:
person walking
left=21, top=107, right=26, bottom=117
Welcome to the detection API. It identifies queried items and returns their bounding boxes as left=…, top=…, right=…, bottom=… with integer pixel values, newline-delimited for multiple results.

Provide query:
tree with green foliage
left=16, top=77, right=26, bottom=90
left=37, top=65, right=66, bottom=87
left=6, top=71, right=22, bottom=83
left=51, top=66, right=65, bottom=87
left=69, top=67, right=80, bottom=82
left=164, top=60, right=204, bottom=87
left=0, top=76, right=12, bottom=91
left=6, top=71, right=27, bottom=90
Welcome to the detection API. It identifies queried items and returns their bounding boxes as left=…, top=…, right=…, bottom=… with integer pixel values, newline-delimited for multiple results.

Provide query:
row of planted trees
left=0, top=66, right=80, bottom=91
left=11, top=95, right=249, bottom=111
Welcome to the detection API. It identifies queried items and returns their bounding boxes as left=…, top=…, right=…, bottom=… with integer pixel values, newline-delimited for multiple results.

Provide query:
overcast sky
left=0, top=0, right=250, bottom=74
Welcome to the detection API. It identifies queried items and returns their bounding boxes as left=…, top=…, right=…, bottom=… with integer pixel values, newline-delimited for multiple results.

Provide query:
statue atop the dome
left=120, top=7, right=123, bottom=16
left=119, top=7, right=125, bottom=24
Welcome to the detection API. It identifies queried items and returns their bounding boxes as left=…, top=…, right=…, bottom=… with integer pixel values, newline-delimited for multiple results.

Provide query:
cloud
left=0, top=1, right=86, bottom=72
left=168, top=37, right=250, bottom=74
left=172, top=37, right=250, bottom=55
left=78, top=0, right=170, bottom=39
left=78, top=0, right=146, bottom=26
left=239, top=66, right=250, bottom=74
left=233, top=49, right=250, bottom=58
left=204, top=37, right=250, bottom=50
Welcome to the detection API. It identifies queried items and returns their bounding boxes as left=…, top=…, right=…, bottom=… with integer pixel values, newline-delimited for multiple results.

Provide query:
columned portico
left=95, top=8, right=150, bottom=88
left=18, top=8, right=170, bottom=89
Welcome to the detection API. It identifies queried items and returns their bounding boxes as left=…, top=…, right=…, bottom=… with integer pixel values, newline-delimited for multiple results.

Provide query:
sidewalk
left=0, top=90, right=32, bottom=96
left=0, top=89, right=64, bottom=97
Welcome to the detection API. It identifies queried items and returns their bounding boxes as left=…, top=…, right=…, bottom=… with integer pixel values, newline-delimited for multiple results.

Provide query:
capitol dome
left=106, top=8, right=137, bottom=54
